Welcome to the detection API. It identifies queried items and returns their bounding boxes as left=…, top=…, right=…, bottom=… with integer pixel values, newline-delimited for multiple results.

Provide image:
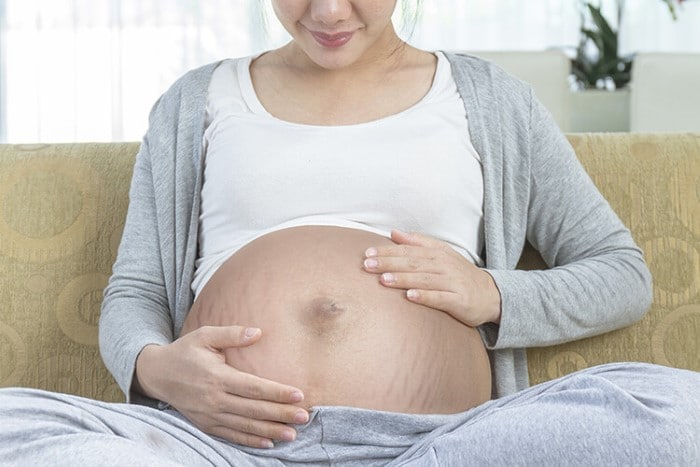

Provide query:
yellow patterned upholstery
left=0, top=143, right=138, bottom=402
left=527, top=133, right=700, bottom=384
left=0, top=135, right=698, bottom=402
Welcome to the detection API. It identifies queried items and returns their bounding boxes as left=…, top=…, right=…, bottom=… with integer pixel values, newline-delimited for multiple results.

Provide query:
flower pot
left=569, top=89, right=631, bottom=132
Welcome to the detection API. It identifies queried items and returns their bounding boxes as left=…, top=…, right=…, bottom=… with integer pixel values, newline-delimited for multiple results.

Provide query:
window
left=1, top=0, right=697, bottom=143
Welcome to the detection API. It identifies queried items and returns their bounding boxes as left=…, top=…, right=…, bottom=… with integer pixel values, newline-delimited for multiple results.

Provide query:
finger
left=364, top=254, right=445, bottom=274
left=225, top=371, right=306, bottom=405
left=194, top=325, right=262, bottom=350
left=364, top=244, right=438, bottom=263
left=208, top=414, right=301, bottom=449
left=215, top=412, right=300, bottom=443
left=379, top=271, right=448, bottom=291
left=405, top=288, right=462, bottom=313
left=221, top=394, right=310, bottom=426
left=390, top=229, right=453, bottom=251
left=365, top=237, right=454, bottom=260
left=208, top=424, right=277, bottom=449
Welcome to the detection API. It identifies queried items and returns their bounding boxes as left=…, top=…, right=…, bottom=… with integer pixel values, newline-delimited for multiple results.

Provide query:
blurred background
left=0, top=0, right=698, bottom=143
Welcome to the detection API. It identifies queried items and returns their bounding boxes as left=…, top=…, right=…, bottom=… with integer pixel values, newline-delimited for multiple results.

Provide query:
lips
left=310, top=30, right=354, bottom=48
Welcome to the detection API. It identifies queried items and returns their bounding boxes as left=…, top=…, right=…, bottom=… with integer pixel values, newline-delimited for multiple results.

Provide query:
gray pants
left=1, top=363, right=698, bottom=466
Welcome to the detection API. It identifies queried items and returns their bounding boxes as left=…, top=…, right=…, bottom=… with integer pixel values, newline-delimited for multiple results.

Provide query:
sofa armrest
left=525, top=133, right=700, bottom=384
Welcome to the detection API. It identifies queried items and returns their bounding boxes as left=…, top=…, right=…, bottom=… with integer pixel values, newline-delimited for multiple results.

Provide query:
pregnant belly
left=181, top=226, right=491, bottom=414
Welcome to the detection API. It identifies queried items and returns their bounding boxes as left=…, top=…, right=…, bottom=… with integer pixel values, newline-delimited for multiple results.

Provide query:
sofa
left=0, top=133, right=698, bottom=402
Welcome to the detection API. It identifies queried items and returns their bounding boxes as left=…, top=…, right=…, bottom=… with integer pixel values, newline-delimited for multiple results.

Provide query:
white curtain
left=1, top=0, right=285, bottom=143
left=1, top=0, right=698, bottom=143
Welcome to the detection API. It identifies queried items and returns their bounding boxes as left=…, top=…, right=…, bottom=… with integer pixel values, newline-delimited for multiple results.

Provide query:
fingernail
left=244, top=327, right=260, bottom=338
left=281, top=428, right=297, bottom=442
left=290, top=391, right=304, bottom=402
left=364, top=258, right=378, bottom=269
left=381, top=273, right=395, bottom=284
left=365, top=247, right=378, bottom=257
left=407, top=289, right=419, bottom=300
left=261, top=439, right=274, bottom=449
left=294, top=410, right=310, bottom=424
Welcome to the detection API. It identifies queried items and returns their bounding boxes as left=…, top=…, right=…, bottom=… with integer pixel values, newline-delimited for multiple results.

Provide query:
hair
left=397, top=0, right=423, bottom=41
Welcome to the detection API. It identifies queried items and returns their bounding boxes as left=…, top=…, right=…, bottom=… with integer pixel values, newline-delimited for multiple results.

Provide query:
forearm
left=99, top=131, right=176, bottom=401
left=98, top=297, right=173, bottom=402
left=480, top=88, right=652, bottom=349
left=483, top=247, right=651, bottom=349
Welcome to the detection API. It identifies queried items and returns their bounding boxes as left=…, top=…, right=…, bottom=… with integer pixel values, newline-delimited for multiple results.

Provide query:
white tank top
left=192, top=51, right=484, bottom=296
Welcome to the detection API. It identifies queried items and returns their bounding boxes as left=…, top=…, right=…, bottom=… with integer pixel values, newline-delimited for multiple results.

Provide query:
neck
left=281, top=25, right=409, bottom=81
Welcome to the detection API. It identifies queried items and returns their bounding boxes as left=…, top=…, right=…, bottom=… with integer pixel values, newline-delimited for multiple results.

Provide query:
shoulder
left=140, top=60, right=231, bottom=173
left=441, top=51, right=537, bottom=152
left=144, top=59, right=234, bottom=148
left=153, top=60, right=224, bottom=113
left=442, top=51, right=533, bottom=104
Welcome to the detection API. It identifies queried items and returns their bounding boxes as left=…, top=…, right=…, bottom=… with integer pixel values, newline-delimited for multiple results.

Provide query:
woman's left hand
left=363, top=230, right=502, bottom=327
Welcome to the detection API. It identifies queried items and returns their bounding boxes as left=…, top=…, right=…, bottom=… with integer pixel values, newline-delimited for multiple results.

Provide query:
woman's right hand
left=134, top=325, right=309, bottom=449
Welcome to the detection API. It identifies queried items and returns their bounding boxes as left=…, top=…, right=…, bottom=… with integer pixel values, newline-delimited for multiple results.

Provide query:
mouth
left=309, top=30, right=355, bottom=48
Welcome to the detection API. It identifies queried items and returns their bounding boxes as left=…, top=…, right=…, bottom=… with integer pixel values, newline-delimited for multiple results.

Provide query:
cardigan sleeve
left=99, top=61, right=216, bottom=404
left=99, top=100, right=176, bottom=405
left=482, top=89, right=652, bottom=350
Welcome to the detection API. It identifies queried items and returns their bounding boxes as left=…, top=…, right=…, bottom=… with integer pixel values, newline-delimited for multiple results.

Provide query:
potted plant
left=571, top=0, right=686, bottom=90
left=664, top=0, right=688, bottom=19
left=569, top=0, right=685, bottom=131
left=571, top=2, right=631, bottom=91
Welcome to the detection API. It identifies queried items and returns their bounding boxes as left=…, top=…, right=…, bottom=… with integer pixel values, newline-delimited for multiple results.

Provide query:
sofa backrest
left=0, top=135, right=698, bottom=400
left=0, top=143, right=138, bottom=401
left=630, top=53, right=700, bottom=133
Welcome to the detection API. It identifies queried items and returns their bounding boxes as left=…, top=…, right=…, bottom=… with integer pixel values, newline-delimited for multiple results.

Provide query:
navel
left=306, top=297, right=345, bottom=319
left=299, top=296, right=350, bottom=338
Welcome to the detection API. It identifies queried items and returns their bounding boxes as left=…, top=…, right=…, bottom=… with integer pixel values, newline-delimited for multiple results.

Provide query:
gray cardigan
left=99, top=52, right=652, bottom=405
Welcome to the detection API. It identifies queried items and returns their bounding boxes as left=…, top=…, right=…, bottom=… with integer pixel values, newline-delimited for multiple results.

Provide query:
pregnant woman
left=1, top=1, right=698, bottom=465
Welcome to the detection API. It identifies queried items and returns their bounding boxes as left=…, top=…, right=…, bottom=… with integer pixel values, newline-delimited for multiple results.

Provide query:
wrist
left=481, top=270, right=502, bottom=325
left=133, top=344, right=164, bottom=399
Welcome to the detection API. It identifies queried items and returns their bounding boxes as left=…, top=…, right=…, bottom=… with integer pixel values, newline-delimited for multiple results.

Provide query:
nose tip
left=310, top=0, right=352, bottom=25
